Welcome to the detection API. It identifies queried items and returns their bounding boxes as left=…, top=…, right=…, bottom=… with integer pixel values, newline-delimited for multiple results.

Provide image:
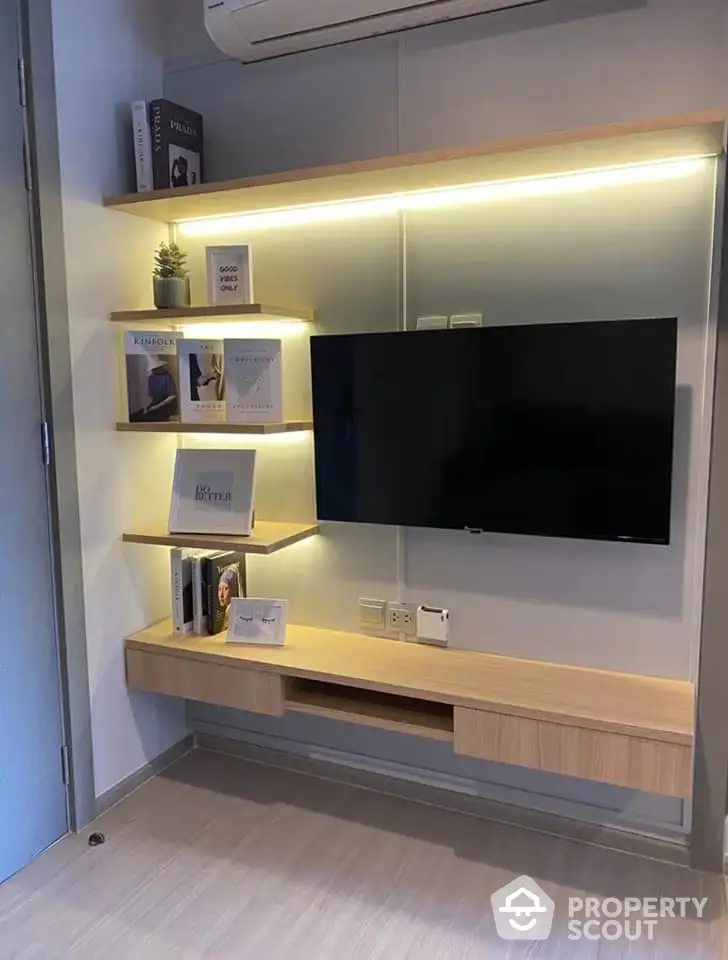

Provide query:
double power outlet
left=360, top=598, right=417, bottom=638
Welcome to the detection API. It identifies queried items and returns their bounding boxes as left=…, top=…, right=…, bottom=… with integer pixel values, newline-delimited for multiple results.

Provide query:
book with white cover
left=132, top=101, right=153, bottom=193
left=177, top=339, right=225, bottom=424
left=170, top=548, right=205, bottom=634
left=224, top=339, right=282, bottom=423
left=169, top=448, right=256, bottom=536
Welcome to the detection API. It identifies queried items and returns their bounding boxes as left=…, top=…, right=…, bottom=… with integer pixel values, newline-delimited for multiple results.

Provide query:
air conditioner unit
left=205, top=0, right=545, bottom=63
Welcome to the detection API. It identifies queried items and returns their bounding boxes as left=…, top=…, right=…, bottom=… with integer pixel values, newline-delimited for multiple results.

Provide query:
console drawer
left=453, top=707, right=691, bottom=796
left=126, top=648, right=284, bottom=716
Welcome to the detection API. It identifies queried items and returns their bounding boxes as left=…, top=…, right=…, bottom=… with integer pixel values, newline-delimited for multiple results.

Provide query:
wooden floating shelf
left=125, top=620, right=696, bottom=796
left=122, top=520, right=319, bottom=555
left=103, top=114, right=723, bottom=224
left=117, top=420, right=313, bottom=435
left=110, top=304, right=313, bottom=324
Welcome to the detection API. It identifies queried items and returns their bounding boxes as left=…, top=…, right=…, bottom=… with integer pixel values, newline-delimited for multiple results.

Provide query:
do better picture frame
left=169, top=448, right=256, bottom=536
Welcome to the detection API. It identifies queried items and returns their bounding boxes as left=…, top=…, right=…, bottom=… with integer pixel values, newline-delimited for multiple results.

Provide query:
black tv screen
left=311, top=319, right=677, bottom=544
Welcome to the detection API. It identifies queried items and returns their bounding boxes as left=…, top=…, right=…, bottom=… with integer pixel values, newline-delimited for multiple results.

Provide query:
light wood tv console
left=126, top=621, right=694, bottom=798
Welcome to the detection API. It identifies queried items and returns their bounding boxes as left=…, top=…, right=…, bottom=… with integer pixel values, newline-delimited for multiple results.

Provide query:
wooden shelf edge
left=110, top=303, right=313, bottom=323
left=104, top=109, right=726, bottom=212
left=123, top=620, right=695, bottom=746
left=122, top=522, right=319, bottom=555
left=117, top=420, right=313, bottom=435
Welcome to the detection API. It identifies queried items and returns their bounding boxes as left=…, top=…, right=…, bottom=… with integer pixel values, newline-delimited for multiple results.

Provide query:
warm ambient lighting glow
left=180, top=320, right=309, bottom=339
left=177, top=156, right=709, bottom=236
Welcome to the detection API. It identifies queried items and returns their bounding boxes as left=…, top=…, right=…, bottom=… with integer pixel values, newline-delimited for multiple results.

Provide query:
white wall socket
left=386, top=601, right=417, bottom=637
left=417, top=605, right=450, bottom=646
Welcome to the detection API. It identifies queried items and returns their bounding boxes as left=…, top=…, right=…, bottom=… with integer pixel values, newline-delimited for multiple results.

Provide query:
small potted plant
left=153, top=241, right=191, bottom=309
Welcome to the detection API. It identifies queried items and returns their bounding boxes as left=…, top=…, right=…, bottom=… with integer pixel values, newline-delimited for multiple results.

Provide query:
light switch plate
left=450, top=313, right=483, bottom=328
left=416, top=315, right=449, bottom=330
left=360, top=598, right=387, bottom=635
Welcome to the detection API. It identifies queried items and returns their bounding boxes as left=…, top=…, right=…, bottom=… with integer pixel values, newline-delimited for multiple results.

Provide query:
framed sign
left=206, top=245, right=253, bottom=306
left=226, top=597, right=288, bottom=646
left=169, top=448, right=256, bottom=536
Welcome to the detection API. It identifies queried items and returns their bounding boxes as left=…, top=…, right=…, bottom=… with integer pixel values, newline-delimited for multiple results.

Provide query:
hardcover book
left=170, top=548, right=203, bottom=634
left=150, top=99, right=203, bottom=190
left=224, top=339, right=283, bottom=423
left=168, top=448, right=257, bottom=536
left=177, top=339, right=225, bottom=424
left=204, top=552, right=247, bottom=635
left=191, top=550, right=219, bottom=635
left=132, top=101, right=153, bottom=193
left=124, top=330, right=181, bottom=423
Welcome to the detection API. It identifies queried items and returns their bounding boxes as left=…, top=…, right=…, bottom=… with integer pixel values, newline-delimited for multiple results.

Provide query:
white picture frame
left=206, top=245, right=253, bottom=306
left=226, top=597, right=288, bottom=646
left=168, top=448, right=256, bottom=536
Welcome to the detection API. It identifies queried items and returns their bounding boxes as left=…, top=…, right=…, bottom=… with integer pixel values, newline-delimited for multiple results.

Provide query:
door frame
left=19, top=0, right=95, bottom=832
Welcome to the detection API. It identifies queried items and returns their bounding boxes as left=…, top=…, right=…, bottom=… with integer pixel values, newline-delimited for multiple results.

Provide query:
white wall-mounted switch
left=417, top=605, right=450, bottom=647
left=416, top=315, right=449, bottom=330
left=450, top=313, right=483, bottom=328
left=360, top=598, right=387, bottom=635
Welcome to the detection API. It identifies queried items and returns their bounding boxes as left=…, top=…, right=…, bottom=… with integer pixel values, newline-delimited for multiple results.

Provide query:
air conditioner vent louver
left=206, top=0, right=550, bottom=62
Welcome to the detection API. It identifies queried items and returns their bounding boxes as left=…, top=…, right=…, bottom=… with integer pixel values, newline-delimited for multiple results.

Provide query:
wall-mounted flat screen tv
left=310, top=319, right=677, bottom=544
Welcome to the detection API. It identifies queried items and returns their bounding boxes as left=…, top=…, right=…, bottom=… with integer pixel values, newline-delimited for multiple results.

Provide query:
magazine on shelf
left=224, top=339, right=283, bottom=423
left=177, top=339, right=225, bottom=424
left=124, top=330, right=181, bottom=423
left=204, top=552, right=247, bottom=635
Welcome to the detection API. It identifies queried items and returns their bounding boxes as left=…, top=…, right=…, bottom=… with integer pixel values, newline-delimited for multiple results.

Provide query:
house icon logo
left=491, top=875, right=556, bottom=940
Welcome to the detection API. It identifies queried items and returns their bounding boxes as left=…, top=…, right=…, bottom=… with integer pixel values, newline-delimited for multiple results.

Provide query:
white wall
left=51, top=0, right=188, bottom=798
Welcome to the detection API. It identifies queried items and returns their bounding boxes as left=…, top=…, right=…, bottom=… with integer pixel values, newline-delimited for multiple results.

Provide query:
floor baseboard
left=94, top=735, right=194, bottom=819
left=194, top=732, right=691, bottom=869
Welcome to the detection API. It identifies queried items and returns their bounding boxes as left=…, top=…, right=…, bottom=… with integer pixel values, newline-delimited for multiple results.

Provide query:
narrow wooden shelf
left=285, top=678, right=454, bottom=742
left=122, top=521, right=318, bottom=555
left=126, top=619, right=694, bottom=745
left=117, top=420, right=312, bottom=435
left=110, top=304, right=312, bottom=324
left=103, top=114, right=723, bottom=224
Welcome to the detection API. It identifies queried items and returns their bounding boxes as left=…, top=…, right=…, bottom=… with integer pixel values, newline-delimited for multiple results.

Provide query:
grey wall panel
left=164, top=0, right=726, bottom=176
left=398, top=0, right=725, bottom=153
left=165, top=36, right=400, bottom=181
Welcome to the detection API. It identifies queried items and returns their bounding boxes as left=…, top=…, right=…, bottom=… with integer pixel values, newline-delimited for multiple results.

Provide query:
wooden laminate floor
left=0, top=749, right=725, bottom=958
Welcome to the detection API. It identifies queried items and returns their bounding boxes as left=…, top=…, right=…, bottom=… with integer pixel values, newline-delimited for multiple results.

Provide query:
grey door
left=0, top=0, right=68, bottom=882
